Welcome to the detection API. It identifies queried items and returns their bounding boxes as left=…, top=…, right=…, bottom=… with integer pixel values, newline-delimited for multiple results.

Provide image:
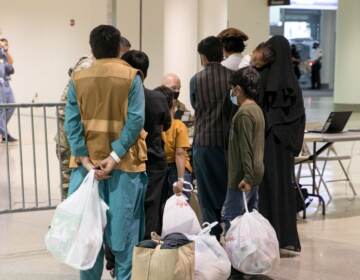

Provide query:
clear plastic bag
left=45, top=170, right=109, bottom=270
left=162, top=185, right=201, bottom=238
left=224, top=192, right=280, bottom=275
left=187, top=222, right=231, bottom=280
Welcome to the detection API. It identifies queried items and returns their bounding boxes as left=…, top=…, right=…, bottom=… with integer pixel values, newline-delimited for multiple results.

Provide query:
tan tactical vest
left=69, top=58, right=147, bottom=172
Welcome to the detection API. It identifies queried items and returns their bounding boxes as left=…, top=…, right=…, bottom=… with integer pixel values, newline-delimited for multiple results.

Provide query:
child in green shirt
left=222, top=66, right=265, bottom=231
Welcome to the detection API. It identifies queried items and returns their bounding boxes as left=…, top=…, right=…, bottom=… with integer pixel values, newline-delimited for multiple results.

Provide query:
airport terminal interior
left=1, top=0, right=360, bottom=279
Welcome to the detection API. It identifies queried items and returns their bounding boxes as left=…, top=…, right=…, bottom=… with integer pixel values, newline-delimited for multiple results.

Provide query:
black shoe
left=3, top=134, right=17, bottom=142
left=109, top=269, right=115, bottom=279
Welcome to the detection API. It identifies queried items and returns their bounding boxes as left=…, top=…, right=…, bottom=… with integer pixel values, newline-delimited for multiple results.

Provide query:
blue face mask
left=230, top=89, right=238, bottom=106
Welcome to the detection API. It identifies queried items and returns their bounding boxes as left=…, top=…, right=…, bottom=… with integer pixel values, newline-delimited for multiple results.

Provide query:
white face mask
left=230, top=89, right=238, bottom=106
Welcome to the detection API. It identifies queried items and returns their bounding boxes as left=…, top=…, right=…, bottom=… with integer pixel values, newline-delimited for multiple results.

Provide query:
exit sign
left=268, top=0, right=290, bottom=5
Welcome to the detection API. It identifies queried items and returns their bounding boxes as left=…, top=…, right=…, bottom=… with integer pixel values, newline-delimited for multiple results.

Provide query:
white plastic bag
left=224, top=192, right=280, bottom=275
left=45, top=170, right=109, bottom=270
left=161, top=188, right=201, bottom=237
left=187, top=222, right=231, bottom=280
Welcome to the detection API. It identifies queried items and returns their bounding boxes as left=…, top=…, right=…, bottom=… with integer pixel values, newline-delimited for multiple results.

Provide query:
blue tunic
left=64, top=75, right=147, bottom=280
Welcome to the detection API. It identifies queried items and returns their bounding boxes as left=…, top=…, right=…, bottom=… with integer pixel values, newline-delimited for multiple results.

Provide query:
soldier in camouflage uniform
left=55, top=56, right=93, bottom=198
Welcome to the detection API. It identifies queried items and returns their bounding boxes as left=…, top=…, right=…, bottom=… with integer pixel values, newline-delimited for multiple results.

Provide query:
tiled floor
left=1, top=95, right=360, bottom=279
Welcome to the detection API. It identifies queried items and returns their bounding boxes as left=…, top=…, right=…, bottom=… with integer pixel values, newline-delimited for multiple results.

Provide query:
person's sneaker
left=3, top=134, right=17, bottom=142
left=280, top=247, right=301, bottom=258
left=8, top=134, right=17, bottom=142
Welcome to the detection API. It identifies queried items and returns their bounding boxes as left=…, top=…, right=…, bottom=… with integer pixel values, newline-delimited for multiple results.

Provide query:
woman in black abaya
left=252, top=36, right=305, bottom=252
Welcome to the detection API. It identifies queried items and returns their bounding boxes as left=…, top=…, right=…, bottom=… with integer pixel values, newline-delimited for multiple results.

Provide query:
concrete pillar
left=117, top=0, right=141, bottom=50
left=142, top=0, right=165, bottom=89
left=320, top=10, right=336, bottom=90
left=334, top=0, right=360, bottom=104
left=116, top=0, right=165, bottom=89
left=116, top=0, right=198, bottom=105
left=107, top=0, right=117, bottom=25
left=198, top=0, right=227, bottom=39
left=228, top=0, right=270, bottom=55
left=197, top=0, right=227, bottom=70
left=163, top=0, right=198, bottom=109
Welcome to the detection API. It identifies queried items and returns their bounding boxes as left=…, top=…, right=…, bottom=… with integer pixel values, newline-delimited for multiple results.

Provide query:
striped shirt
left=190, top=62, right=234, bottom=147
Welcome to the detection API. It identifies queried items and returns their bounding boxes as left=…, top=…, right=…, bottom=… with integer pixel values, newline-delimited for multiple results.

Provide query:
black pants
left=294, top=65, right=301, bottom=80
left=193, top=146, right=228, bottom=239
left=104, top=242, right=115, bottom=271
left=311, top=61, right=321, bottom=89
left=144, top=160, right=168, bottom=239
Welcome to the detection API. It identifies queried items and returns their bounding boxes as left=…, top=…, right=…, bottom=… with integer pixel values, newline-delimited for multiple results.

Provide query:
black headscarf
left=258, top=36, right=305, bottom=155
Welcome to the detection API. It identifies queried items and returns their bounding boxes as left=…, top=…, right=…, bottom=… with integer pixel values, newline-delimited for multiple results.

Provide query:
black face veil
left=257, top=35, right=305, bottom=155
left=258, top=35, right=305, bottom=126
left=264, top=36, right=299, bottom=93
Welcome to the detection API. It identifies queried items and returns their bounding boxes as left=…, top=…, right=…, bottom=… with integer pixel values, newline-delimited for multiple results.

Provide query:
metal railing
left=0, top=102, right=65, bottom=214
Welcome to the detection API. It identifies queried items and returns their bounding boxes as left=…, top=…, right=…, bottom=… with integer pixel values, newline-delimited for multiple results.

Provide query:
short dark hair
left=122, top=50, right=149, bottom=78
left=229, top=67, right=260, bottom=100
left=255, top=42, right=275, bottom=65
left=154, top=86, right=174, bottom=109
left=0, top=38, right=8, bottom=43
left=89, top=25, right=121, bottom=59
left=120, top=36, right=131, bottom=49
left=197, top=36, right=223, bottom=62
left=221, top=37, right=246, bottom=53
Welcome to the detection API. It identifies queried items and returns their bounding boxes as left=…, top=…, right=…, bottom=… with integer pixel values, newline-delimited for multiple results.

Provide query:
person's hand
left=94, top=167, right=111, bottom=181
left=79, top=156, right=94, bottom=171
left=95, top=156, right=117, bottom=180
left=239, top=180, right=251, bottom=192
left=173, top=180, right=184, bottom=196
left=0, top=41, right=8, bottom=52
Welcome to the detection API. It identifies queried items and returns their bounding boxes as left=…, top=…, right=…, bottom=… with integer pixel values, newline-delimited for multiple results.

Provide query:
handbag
left=132, top=240, right=195, bottom=280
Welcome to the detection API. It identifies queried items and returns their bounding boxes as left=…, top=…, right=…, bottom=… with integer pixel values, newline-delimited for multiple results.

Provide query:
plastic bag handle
left=243, top=192, right=249, bottom=213
left=199, top=221, right=218, bottom=235
left=82, top=169, right=96, bottom=186
left=150, top=232, right=162, bottom=244
left=172, top=181, right=194, bottom=193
